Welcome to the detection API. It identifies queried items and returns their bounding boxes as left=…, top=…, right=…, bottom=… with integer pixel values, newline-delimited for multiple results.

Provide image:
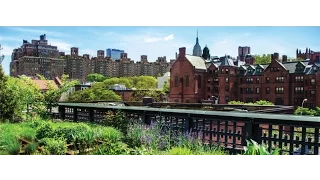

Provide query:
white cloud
left=49, top=39, right=73, bottom=53
left=8, top=27, right=68, bottom=37
left=164, top=34, right=174, bottom=41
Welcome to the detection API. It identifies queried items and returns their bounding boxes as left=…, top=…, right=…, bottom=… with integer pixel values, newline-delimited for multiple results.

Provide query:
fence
left=56, top=102, right=320, bottom=155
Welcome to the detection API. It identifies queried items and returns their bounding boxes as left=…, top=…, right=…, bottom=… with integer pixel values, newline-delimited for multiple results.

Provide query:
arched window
left=174, top=75, right=179, bottom=87
left=198, top=75, right=202, bottom=88
left=185, top=74, right=189, bottom=87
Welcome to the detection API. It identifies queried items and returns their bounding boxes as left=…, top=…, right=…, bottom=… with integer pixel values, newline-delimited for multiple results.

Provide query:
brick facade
left=170, top=47, right=320, bottom=108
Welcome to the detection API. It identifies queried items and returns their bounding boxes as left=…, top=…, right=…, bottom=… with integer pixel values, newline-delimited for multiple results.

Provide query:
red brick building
left=170, top=47, right=320, bottom=108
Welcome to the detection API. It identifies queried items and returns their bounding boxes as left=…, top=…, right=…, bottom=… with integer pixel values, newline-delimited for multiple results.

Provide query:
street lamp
left=301, top=98, right=307, bottom=115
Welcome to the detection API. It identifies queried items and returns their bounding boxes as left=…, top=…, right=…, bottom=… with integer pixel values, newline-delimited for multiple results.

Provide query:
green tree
left=0, top=65, right=17, bottom=122
left=254, top=54, right=271, bottom=64
left=86, top=73, right=107, bottom=82
left=202, top=45, right=210, bottom=60
left=294, top=107, right=317, bottom=116
left=6, top=76, right=43, bottom=120
left=41, top=74, right=79, bottom=113
left=68, top=88, right=121, bottom=102
left=162, top=80, right=170, bottom=94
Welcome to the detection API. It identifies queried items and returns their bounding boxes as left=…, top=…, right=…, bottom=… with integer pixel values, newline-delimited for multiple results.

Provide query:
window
left=246, top=78, right=253, bottom=83
left=295, top=87, right=304, bottom=94
left=275, top=87, right=284, bottom=94
left=240, top=78, right=243, bottom=83
left=266, top=87, right=270, bottom=94
left=198, top=75, right=202, bottom=88
left=276, top=76, right=284, bottom=83
left=207, top=87, right=210, bottom=92
left=295, top=76, right=304, bottom=82
left=266, top=77, right=270, bottom=83
left=225, top=86, right=229, bottom=92
left=174, top=75, right=179, bottom=87
left=256, top=87, right=260, bottom=94
left=185, top=99, right=190, bottom=103
left=175, top=99, right=179, bottom=103
left=256, top=78, right=260, bottom=84
left=240, top=88, right=243, bottom=94
left=185, top=74, right=189, bottom=87
left=226, top=68, right=229, bottom=74
left=245, top=88, right=253, bottom=94
left=226, top=78, right=229, bottom=83
left=311, top=79, right=316, bottom=85
left=221, top=69, right=225, bottom=73
left=225, top=96, right=229, bottom=102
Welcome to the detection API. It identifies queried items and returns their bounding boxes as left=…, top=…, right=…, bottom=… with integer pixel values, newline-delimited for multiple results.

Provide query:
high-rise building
left=106, top=49, right=125, bottom=60
left=192, top=31, right=202, bottom=57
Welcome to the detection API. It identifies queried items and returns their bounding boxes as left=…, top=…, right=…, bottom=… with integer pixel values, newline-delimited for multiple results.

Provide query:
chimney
left=282, top=55, right=287, bottom=62
left=271, top=54, right=274, bottom=61
left=274, top=53, right=279, bottom=61
left=179, top=47, right=186, bottom=58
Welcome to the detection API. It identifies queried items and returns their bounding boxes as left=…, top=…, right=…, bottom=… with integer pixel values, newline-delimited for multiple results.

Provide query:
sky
left=1, top=26, right=320, bottom=74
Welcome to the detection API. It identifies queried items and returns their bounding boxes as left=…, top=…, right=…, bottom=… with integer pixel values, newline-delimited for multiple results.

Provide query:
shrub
left=294, top=107, right=317, bottom=116
left=93, top=127, right=122, bottom=143
left=36, top=123, right=54, bottom=140
left=103, top=110, right=130, bottom=135
left=242, top=139, right=280, bottom=155
left=40, top=138, right=67, bottom=155
left=167, top=147, right=192, bottom=155
left=91, top=141, right=130, bottom=155
left=20, top=128, right=36, bottom=142
left=25, top=142, right=38, bottom=155
left=7, top=140, right=21, bottom=155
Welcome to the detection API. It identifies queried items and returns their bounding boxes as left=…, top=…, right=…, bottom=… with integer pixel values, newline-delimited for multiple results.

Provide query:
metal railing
left=56, top=102, right=320, bottom=155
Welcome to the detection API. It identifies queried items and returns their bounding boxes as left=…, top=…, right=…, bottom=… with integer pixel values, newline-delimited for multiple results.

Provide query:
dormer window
left=313, top=66, right=317, bottom=71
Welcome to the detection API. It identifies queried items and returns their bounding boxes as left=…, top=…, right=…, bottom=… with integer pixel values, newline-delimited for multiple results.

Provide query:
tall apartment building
left=10, top=35, right=172, bottom=81
left=10, top=34, right=63, bottom=78
left=170, top=47, right=320, bottom=108
left=106, top=48, right=125, bottom=60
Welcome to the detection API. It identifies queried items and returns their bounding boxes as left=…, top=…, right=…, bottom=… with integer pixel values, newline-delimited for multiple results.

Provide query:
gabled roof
left=220, top=56, right=235, bottom=66
left=185, top=55, right=207, bottom=70
left=33, top=80, right=58, bottom=90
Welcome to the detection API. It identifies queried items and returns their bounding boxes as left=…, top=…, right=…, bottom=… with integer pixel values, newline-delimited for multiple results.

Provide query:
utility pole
left=0, top=44, right=4, bottom=64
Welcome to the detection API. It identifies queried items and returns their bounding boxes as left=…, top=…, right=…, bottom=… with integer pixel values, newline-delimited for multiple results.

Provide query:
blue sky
left=1, top=26, right=320, bottom=74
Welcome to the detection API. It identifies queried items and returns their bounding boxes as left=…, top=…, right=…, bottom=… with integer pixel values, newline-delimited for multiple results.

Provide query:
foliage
left=68, top=87, right=121, bottom=102
left=6, top=139, right=21, bottom=155
left=166, top=147, right=192, bottom=155
left=40, top=74, right=79, bottom=112
left=0, top=65, right=19, bottom=122
left=91, top=141, right=130, bottom=155
left=86, top=73, right=108, bottom=82
left=162, top=80, right=170, bottom=94
left=202, top=46, right=210, bottom=60
left=103, top=110, right=129, bottom=135
left=228, top=100, right=274, bottom=106
left=35, top=122, right=55, bottom=140
left=242, top=140, right=280, bottom=155
left=294, top=106, right=320, bottom=116
left=40, top=138, right=67, bottom=155
left=131, top=89, right=164, bottom=102
left=254, top=54, right=271, bottom=64
left=5, top=76, right=43, bottom=121
left=25, top=142, right=38, bottom=155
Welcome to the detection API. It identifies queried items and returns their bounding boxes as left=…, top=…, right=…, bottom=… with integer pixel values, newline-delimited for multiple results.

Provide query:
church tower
left=193, top=30, right=202, bottom=57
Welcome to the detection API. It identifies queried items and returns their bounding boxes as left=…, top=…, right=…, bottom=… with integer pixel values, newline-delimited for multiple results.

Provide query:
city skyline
left=1, top=26, right=320, bottom=74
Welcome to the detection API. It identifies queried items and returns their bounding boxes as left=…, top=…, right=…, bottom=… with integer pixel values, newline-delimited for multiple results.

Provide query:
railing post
left=143, top=111, right=151, bottom=125
left=59, top=105, right=65, bottom=120
left=242, top=120, right=262, bottom=146
left=89, top=108, right=94, bottom=122
left=73, top=107, right=78, bottom=122
left=184, top=114, right=193, bottom=132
